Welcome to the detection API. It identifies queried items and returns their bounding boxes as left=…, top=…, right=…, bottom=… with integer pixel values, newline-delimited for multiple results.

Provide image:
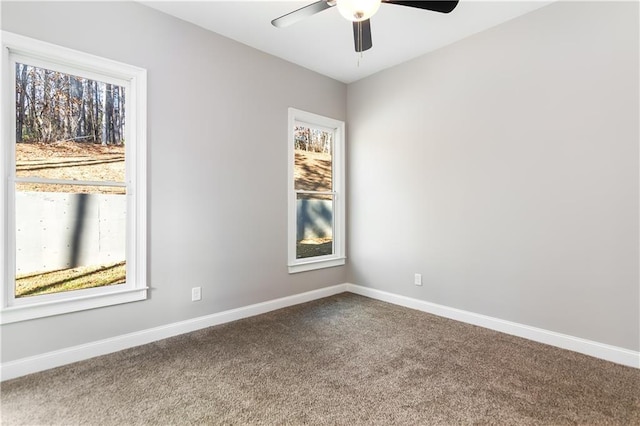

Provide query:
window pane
left=15, top=183, right=126, bottom=298
left=296, top=193, right=333, bottom=259
left=15, top=63, right=125, bottom=182
left=294, top=125, right=332, bottom=192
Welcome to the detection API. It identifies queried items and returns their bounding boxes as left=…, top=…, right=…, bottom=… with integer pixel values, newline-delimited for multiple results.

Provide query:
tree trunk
left=102, top=83, right=112, bottom=145
left=112, top=86, right=120, bottom=143
left=116, top=85, right=125, bottom=144
left=29, top=67, right=37, bottom=139
left=78, top=78, right=86, bottom=139
left=41, top=69, right=51, bottom=142
left=86, top=79, right=95, bottom=141
left=15, top=63, right=28, bottom=142
left=65, top=74, right=72, bottom=140
left=96, top=81, right=102, bottom=143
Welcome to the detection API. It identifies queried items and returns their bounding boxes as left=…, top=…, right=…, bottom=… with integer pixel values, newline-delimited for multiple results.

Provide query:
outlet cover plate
left=191, top=287, right=202, bottom=301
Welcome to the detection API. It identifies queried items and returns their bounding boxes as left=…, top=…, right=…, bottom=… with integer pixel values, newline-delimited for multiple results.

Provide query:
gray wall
left=1, top=1, right=347, bottom=362
left=347, top=1, right=639, bottom=351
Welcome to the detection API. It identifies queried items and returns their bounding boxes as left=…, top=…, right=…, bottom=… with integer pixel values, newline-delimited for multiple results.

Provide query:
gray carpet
left=1, top=293, right=639, bottom=425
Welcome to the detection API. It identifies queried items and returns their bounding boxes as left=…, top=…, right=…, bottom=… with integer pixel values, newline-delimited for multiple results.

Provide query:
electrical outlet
left=414, top=273, right=422, bottom=286
left=191, top=287, right=202, bottom=301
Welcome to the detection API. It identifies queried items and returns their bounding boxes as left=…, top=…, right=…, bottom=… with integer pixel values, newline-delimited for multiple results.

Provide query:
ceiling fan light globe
left=336, top=0, right=381, bottom=22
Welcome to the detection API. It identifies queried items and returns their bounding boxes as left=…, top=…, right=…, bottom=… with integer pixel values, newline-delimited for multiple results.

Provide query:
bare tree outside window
left=15, top=63, right=125, bottom=146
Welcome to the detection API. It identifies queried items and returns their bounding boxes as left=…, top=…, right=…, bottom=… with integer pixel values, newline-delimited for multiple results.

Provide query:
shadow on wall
left=69, top=193, right=88, bottom=268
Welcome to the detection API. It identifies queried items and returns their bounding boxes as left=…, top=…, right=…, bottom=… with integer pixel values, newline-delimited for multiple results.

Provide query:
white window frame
left=288, top=108, right=345, bottom=273
left=0, top=31, right=147, bottom=324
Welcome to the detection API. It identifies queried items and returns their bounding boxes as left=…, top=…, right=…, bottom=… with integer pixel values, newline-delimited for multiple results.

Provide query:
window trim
left=0, top=31, right=147, bottom=324
left=287, top=108, right=345, bottom=273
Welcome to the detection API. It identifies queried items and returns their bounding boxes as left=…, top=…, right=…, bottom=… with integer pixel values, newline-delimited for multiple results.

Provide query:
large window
left=288, top=108, right=345, bottom=273
left=1, top=32, right=147, bottom=323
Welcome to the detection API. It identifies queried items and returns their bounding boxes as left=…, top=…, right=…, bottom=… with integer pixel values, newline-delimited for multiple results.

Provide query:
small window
left=288, top=108, right=345, bottom=273
left=1, top=31, right=147, bottom=323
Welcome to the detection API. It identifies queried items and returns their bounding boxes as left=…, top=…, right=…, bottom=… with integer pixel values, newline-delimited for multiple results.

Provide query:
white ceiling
left=142, top=1, right=553, bottom=83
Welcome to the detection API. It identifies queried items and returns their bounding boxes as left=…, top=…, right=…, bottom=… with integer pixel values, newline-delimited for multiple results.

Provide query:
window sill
left=0, top=287, right=148, bottom=324
left=288, top=257, right=346, bottom=274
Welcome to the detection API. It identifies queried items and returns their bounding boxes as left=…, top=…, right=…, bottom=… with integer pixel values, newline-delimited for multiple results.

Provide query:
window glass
left=15, top=63, right=126, bottom=184
left=296, top=193, right=334, bottom=259
left=294, top=125, right=335, bottom=259
left=294, top=125, right=333, bottom=191
left=14, top=65, right=127, bottom=298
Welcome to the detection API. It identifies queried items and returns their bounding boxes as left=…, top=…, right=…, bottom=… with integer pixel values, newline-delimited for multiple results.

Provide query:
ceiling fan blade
left=384, top=1, right=459, bottom=14
left=353, top=19, right=373, bottom=52
left=271, top=1, right=334, bottom=28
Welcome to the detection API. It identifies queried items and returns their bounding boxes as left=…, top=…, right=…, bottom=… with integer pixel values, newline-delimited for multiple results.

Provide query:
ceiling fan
left=271, top=0, right=459, bottom=53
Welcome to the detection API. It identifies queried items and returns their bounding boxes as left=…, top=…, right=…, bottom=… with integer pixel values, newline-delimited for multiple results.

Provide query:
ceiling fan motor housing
left=336, top=0, right=382, bottom=22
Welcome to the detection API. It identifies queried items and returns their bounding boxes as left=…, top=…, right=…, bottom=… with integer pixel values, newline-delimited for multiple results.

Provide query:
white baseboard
left=3, top=282, right=637, bottom=381
left=0, top=284, right=348, bottom=381
left=346, top=283, right=640, bottom=369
